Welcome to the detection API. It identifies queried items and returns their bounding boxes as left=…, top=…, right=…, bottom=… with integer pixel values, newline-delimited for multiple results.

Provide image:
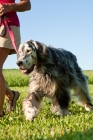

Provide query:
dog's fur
left=16, top=40, right=93, bottom=121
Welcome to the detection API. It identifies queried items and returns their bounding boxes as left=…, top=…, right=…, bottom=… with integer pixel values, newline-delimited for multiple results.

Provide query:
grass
left=3, top=69, right=30, bottom=87
left=0, top=70, right=93, bottom=140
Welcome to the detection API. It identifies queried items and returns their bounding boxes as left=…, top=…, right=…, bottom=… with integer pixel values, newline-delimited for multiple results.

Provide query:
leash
left=0, top=14, right=18, bottom=52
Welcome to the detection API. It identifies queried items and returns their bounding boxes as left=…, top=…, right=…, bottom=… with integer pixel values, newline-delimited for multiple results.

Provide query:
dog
left=16, top=39, right=93, bottom=121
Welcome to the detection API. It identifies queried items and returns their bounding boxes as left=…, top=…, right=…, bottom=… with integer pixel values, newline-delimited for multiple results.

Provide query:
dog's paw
left=22, top=99, right=38, bottom=121
left=56, top=108, right=69, bottom=116
left=51, top=104, right=59, bottom=114
left=24, top=106, right=38, bottom=121
left=85, top=103, right=93, bottom=111
left=51, top=105, right=69, bottom=116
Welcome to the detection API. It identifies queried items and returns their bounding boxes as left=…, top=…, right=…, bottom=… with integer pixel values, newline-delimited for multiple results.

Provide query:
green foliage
left=3, top=69, right=93, bottom=87
left=0, top=69, right=93, bottom=139
left=84, top=70, right=93, bottom=85
left=3, top=69, right=30, bottom=87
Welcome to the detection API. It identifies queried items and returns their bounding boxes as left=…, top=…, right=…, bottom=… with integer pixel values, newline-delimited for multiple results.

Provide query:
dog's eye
left=27, top=49, right=31, bottom=53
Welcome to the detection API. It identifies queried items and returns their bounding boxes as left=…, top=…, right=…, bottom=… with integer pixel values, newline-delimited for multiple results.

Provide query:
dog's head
left=16, top=40, right=37, bottom=74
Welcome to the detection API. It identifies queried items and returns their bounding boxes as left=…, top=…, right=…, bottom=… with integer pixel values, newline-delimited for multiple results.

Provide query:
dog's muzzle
left=16, top=60, right=35, bottom=74
left=16, top=61, right=23, bottom=67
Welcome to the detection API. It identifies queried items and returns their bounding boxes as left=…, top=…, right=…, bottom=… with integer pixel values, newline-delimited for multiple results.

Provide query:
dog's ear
left=26, top=40, right=50, bottom=64
left=26, top=40, right=36, bottom=51
left=33, top=41, right=49, bottom=63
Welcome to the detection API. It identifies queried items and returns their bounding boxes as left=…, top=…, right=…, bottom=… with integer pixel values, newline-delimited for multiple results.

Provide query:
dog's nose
left=16, top=61, right=23, bottom=66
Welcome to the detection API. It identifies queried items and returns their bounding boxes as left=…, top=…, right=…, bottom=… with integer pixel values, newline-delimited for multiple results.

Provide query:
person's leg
left=6, top=86, right=20, bottom=112
left=0, top=48, right=20, bottom=116
left=0, top=48, right=10, bottom=116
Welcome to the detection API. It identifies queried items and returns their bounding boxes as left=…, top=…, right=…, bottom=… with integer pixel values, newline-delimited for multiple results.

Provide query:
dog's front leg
left=22, top=92, right=43, bottom=121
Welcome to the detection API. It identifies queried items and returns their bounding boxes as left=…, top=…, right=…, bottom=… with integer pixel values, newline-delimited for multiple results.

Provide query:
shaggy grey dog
left=16, top=40, right=93, bottom=121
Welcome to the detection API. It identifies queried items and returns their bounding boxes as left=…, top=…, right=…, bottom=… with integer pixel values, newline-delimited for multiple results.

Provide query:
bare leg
left=6, top=86, right=14, bottom=100
left=0, top=48, right=14, bottom=116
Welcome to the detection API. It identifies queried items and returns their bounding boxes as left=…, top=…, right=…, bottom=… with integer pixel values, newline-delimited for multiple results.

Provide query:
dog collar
left=36, top=62, right=41, bottom=67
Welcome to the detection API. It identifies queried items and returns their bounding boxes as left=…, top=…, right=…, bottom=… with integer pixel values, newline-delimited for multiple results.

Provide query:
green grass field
left=0, top=69, right=93, bottom=140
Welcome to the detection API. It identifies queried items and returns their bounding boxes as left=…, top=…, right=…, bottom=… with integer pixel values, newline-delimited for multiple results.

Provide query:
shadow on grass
left=34, top=128, right=93, bottom=140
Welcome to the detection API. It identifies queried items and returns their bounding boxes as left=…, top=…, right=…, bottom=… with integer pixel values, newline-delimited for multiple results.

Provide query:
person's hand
left=0, top=0, right=31, bottom=15
left=0, top=4, right=11, bottom=16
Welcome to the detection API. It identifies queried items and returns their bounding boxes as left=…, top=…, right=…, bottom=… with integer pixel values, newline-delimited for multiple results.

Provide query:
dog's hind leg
left=55, top=88, right=71, bottom=116
left=22, top=92, right=43, bottom=121
left=51, top=96, right=59, bottom=114
left=73, top=75, right=93, bottom=111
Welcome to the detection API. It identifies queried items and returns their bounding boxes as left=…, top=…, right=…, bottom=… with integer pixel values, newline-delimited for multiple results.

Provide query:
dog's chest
left=29, top=71, right=57, bottom=97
